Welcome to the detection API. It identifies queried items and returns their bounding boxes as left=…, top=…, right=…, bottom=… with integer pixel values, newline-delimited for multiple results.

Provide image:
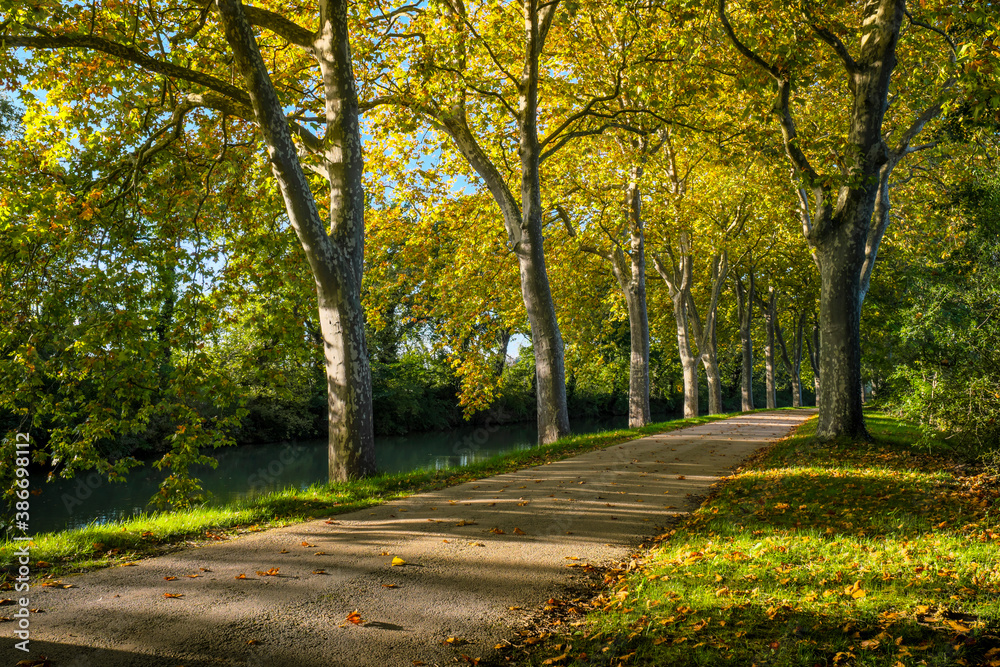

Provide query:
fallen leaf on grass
left=391, top=557, right=407, bottom=566
left=542, top=653, right=569, bottom=665
left=121, top=562, right=138, bottom=567
left=16, top=658, right=51, bottom=667
left=35, top=561, right=50, bottom=568
left=163, top=593, right=183, bottom=599
left=945, top=619, right=971, bottom=633
left=247, top=639, right=261, bottom=645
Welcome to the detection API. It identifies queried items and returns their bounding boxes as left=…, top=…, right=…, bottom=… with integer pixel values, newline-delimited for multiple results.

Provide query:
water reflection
left=27, top=415, right=642, bottom=534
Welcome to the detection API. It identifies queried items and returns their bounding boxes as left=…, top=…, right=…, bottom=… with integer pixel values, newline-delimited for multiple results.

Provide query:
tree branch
left=6, top=30, right=252, bottom=108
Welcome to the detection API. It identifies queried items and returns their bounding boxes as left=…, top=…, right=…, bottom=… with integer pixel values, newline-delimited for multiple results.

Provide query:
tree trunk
left=518, top=4, right=570, bottom=444
left=761, top=286, right=777, bottom=409
left=653, top=243, right=698, bottom=419
left=217, top=0, right=375, bottom=480
left=776, top=310, right=805, bottom=409
left=807, top=317, right=821, bottom=408
left=689, top=252, right=729, bottom=415
left=702, top=346, right=723, bottom=415
left=622, top=175, right=651, bottom=428
left=434, top=1, right=569, bottom=446
left=814, top=212, right=869, bottom=440
left=735, top=273, right=755, bottom=412
left=494, top=329, right=512, bottom=378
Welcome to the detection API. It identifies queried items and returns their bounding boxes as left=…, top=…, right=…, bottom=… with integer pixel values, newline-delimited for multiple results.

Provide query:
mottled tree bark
left=756, top=286, right=778, bottom=409
left=427, top=1, right=569, bottom=445
left=654, top=237, right=700, bottom=419
left=776, top=310, right=806, bottom=408
left=735, top=273, right=755, bottom=412
left=216, top=0, right=375, bottom=479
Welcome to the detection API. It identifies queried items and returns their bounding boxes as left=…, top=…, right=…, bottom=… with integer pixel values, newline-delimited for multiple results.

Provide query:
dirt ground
left=3, top=410, right=814, bottom=667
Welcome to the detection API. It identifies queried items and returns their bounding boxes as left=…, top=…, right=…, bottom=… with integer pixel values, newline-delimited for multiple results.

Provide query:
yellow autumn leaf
left=391, top=557, right=407, bottom=566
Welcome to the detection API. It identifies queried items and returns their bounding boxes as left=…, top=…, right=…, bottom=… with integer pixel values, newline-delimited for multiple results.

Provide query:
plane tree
left=2, top=0, right=390, bottom=485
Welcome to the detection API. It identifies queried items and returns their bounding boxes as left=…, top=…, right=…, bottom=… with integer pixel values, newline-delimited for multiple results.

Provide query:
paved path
left=4, top=410, right=814, bottom=667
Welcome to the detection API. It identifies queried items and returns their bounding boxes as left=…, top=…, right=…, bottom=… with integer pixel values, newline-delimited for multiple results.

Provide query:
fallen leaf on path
left=489, top=527, right=505, bottom=535
left=468, top=542, right=485, bottom=547
left=301, top=542, right=315, bottom=547
left=346, top=610, right=364, bottom=624
left=324, top=520, right=339, bottom=524
left=314, top=551, right=328, bottom=555
left=512, top=527, right=526, bottom=535
left=0, top=599, right=13, bottom=606
left=312, top=570, right=327, bottom=575
left=16, top=658, right=51, bottom=667
left=247, top=639, right=261, bottom=645
left=199, top=567, right=211, bottom=572
left=121, top=562, right=138, bottom=567
left=412, top=661, right=426, bottom=666
left=456, top=520, right=476, bottom=527
left=391, top=557, right=407, bottom=566
left=279, top=549, right=289, bottom=554
left=443, top=637, right=467, bottom=645
left=256, top=568, right=280, bottom=576
left=185, top=574, right=200, bottom=578
left=235, top=573, right=247, bottom=580
left=163, top=576, right=178, bottom=581
left=677, top=475, right=686, bottom=480
left=163, top=593, right=183, bottom=599
left=382, top=584, right=397, bottom=588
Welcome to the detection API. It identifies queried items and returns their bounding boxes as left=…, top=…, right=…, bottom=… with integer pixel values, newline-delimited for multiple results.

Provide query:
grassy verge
left=523, top=412, right=1000, bottom=667
left=0, top=411, right=744, bottom=578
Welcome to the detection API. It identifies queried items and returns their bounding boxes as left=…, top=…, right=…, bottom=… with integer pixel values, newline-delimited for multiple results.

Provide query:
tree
left=716, top=0, right=990, bottom=439
left=3, top=0, right=377, bottom=481
left=554, top=132, right=655, bottom=427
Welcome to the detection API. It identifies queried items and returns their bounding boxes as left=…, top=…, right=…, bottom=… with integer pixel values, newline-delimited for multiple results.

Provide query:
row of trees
left=1, top=0, right=997, bottom=504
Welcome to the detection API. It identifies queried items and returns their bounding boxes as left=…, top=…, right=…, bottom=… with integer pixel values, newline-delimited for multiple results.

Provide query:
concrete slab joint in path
left=5, top=410, right=815, bottom=666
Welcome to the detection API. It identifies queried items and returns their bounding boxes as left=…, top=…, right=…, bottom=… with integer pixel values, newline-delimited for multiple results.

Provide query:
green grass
left=0, top=411, right=742, bottom=577
left=522, top=412, right=1000, bottom=667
